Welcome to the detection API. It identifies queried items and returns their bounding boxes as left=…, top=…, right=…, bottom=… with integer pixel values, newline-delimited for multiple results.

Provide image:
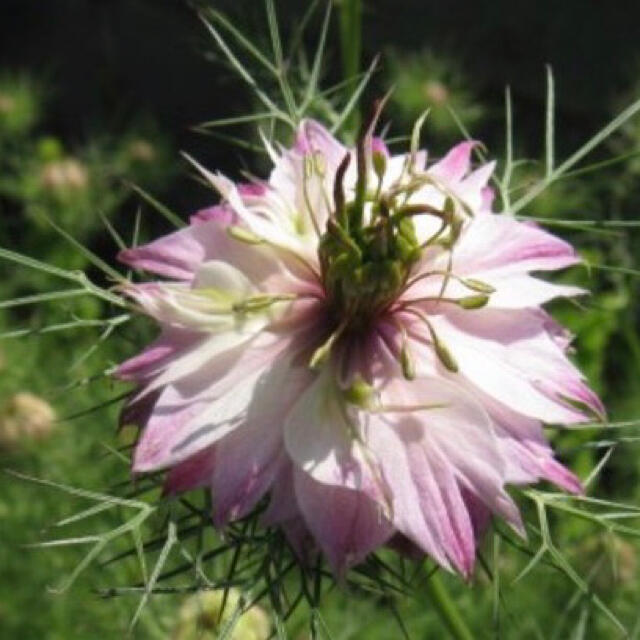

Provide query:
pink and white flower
left=117, top=118, right=603, bottom=577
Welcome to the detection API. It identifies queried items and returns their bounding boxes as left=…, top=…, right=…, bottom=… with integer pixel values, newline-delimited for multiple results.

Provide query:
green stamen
left=227, top=226, right=263, bottom=244
left=316, top=107, right=478, bottom=348
left=231, top=294, right=297, bottom=313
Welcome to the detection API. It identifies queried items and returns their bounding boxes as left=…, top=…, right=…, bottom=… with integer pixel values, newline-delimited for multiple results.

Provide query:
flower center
left=318, top=186, right=422, bottom=330
left=309, top=104, right=489, bottom=373
left=316, top=105, right=455, bottom=331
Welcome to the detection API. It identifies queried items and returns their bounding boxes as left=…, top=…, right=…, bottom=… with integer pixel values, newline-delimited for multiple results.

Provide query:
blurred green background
left=1, top=1, right=640, bottom=638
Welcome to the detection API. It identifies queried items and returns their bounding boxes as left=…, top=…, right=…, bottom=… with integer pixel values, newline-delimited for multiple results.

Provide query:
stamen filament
left=302, top=154, right=323, bottom=238
left=369, top=402, right=448, bottom=414
left=397, top=294, right=489, bottom=310
left=231, top=293, right=300, bottom=313
left=309, top=319, right=349, bottom=370
left=403, top=307, right=459, bottom=372
left=390, top=317, right=415, bottom=380
left=404, top=270, right=495, bottom=295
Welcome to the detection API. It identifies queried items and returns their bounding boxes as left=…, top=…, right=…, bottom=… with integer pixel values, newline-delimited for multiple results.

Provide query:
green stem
left=338, top=0, right=362, bottom=137
left=424, top=572, right=474, bottom=640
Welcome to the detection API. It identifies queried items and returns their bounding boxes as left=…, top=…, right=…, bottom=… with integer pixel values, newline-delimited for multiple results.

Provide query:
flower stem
left=338, top=0, right=362, bottom=136
left=424, top=572, right=474, bottom=640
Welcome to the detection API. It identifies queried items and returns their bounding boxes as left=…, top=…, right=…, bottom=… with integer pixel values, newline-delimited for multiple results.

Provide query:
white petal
left=191, top=259, right=254, bottom=297
left=283, top=371, right=385, bottom=502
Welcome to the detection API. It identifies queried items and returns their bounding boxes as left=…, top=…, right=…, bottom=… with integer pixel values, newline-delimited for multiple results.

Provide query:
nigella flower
left=117, top=115, right=603, bottom=578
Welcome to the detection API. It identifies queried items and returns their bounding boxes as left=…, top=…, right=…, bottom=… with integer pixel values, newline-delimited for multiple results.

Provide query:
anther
left=457, top=295, right=490, bottom=309
left=343, top=376, right=376, bottom=409
left=459, top=278, right=495, bottom=294
left=309, top=323, right=347, bottom=370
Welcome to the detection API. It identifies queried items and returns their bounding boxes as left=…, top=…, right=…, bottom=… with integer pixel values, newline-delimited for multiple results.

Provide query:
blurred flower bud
left=172, top=589, right=270, bottom=640
left=40, top=158, right=89, bottom=192
left=0, top=93, right=16, bottom=115
left=0, top=392, right=56, bottom=447
left=386, top=49, right=483, bottom=138
left=423, top=81, right=450, bottom=106
left=127, top=138, right=156, bottom=163
left=0, top=75, right=42, bottom=136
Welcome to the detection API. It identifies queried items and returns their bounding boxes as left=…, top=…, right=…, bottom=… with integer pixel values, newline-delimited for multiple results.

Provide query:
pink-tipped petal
left=503, top=437, right=583, bottom=494
left=365, top=377, right=522, bottom=575
left=189, top=204, right=237, bottom=226
left=294, top=468, right=393, bottom=575
left=132, top=333, right=292, bottom=471
left=461, top=489, right=492, bottom=542
left=483, top=276, right=586, bottom=308
left=116, top=329, right=200, bottom=382
left=119, top=217, right=291, bottom=287
left=211, top=448, right=286, bottom=527
left=371, top=137, right=390, bottom=158
left=164, top=445, right=216, bottom=495
left=479, top=186, right=495, bottom=214
left=238, top=182, right=267, bottom=197
left=453, top=214, right=580, bottom=276
left=412, top=309, right=595, bottom=425
left=118, top=227, right=207, bottom=280
left=262, top=464, right=300, bottom=526
left=132, top=382, right=227, bottom=473
left=119, top=389, right=159, bottom=431
left=429, top=141, right=477, bottom=182
left=461, top=161, right=495, bottom=193
left=294, top=119, right=348, bottom=169
left=210, top=356, right=314, bottom=525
